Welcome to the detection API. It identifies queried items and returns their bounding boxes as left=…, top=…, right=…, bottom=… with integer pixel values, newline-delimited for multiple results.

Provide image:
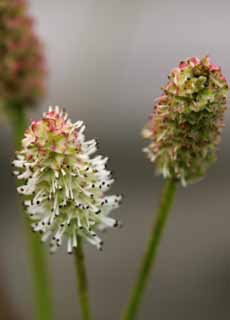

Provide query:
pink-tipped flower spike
left=13, top=106, right=122, bottom=253
left=0, top=0, right=46, bottom=110
left=122, top=57, right=228, bottom=320
left=142, top=56, right=228, bottom=186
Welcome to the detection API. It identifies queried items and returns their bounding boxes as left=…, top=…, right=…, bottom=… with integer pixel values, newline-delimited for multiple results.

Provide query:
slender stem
left=26, top=228, right=53, bottom=320
left=10, top=105, right=53, bottom=320
left=122, top=178, right=177, bottom=320
left=74, top=238, right=91, bottom=320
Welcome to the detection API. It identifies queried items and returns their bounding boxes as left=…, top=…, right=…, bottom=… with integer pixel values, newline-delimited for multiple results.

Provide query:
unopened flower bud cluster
left=142, top=56, right=228, bottom=185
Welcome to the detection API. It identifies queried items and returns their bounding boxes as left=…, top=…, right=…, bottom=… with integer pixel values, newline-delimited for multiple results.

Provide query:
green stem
left=74, top=238, right=91, bottom=320
left=26, top=228, right=53, bottom=320
left=122, top=178, right=177, bottom=320
left=10, top=105, right=53, bottom=320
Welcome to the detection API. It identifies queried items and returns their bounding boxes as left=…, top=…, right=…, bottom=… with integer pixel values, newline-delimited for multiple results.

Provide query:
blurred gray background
left=1, top=0, right=230, bottom=319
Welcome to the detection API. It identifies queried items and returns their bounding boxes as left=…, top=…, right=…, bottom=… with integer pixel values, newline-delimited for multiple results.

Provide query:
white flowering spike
left=13, top=106, right=122, bottom=253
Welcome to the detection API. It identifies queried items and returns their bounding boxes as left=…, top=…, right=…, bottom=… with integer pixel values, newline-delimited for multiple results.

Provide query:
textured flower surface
left=0, top=0, right=46, bottom=109
left=142, top=56, right=228, bottom=186
left=13, top=106, right=122, bottom=253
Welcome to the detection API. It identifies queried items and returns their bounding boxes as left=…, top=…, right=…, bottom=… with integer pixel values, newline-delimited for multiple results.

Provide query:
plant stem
left=122, top=178, right=177, bottom=320
left=74, top=238, right=91, bottom=320
left=26, top=227, right=53, bottom=320
left=10, top=105, right=53, bottom=320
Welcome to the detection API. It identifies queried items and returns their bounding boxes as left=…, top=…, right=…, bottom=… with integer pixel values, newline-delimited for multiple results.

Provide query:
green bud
left=142, top=56, right=228, bottom=186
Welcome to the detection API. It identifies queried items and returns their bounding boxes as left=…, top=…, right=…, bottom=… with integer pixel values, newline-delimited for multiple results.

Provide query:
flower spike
left=0, top=0, right=46, bottom=109
left=142, top=56, right=228, bottom=186
left=13, top=106, right=122, bottom=253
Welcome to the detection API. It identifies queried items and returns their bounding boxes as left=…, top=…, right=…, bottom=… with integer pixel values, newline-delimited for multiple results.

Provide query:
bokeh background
left=1, top=0, right=230, bottom=319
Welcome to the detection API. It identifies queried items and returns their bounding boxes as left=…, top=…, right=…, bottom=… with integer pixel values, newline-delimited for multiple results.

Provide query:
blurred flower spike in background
left=0, top=0, right=46, bottom=110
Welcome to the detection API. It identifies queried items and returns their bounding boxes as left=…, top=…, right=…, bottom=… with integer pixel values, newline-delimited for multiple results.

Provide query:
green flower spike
left=142, top=56, right=228, bottom=186
left=121, top=56, right=228, bottom=320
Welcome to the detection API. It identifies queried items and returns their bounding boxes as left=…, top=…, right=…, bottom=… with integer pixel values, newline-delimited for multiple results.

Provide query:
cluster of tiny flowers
left=142, top=56, right=228, bottom=186
left=0, top=0, right=46, bottom=109
left=13, top=106, right=122, bottom=253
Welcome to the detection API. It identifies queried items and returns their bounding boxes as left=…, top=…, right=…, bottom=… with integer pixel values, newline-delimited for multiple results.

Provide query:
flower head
left=13, top=106, right=122, bottom=253
left=0, top=0, right=46, bottom=109
left=142, top=56, right=228, bottom=186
